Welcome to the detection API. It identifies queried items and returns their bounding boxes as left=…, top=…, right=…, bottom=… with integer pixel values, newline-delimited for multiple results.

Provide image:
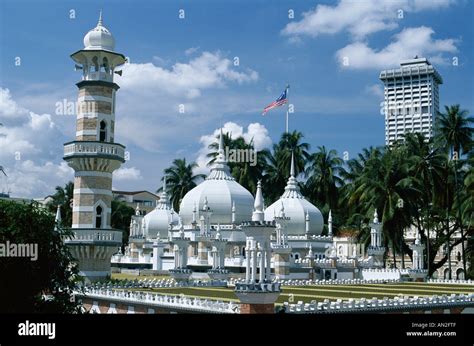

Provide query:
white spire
left=305, top=209, right=310, bottom=234
left=373, top=209, right=379, bottom=223
left=98, top=9, right=103, bottom=26
left=135, top=203, right=140, bottom=216
left=290, top=151, right=295, bottom=177
left=207, top=128, right=233, bottom=181
left=54, top=205, right=62, bottom=231
left=231, top=200, right=236, bottom=224
left=55, top=205, right=62, bottom=224
left=218, top=127, right=224, bottom=153
left=328, top=210, right=333, bottom=236
left=156, top=177, right=171, bottom=210
left=192, top=202, right=197, bottom=224
left=281, top=151, right=303, bottom=199
left=252, top=180, right=265, bottom=222
left=216, top=223, right=222, bottom=240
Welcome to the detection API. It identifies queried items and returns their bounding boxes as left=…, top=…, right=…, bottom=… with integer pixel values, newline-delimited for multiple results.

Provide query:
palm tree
left=304, top=146, right=344, bottom=210
left=159, top=158, right=205, bottom=212
left=47, top=181, right=74, bottom=227
left=262, top=131, right=310, bottom=204
left=111, top=200, right=135, bottom=250
left=348, top=147, right=417, bottom=268
left=435, top=105, right=473, bottom=278
left=436, top=105, right=473, bottom=157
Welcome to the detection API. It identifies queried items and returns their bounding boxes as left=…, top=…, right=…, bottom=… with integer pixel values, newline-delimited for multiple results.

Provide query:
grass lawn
left=124, top=282, right=474, bottom=305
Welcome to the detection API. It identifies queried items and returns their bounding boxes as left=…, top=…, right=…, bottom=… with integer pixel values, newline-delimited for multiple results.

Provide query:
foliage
left=0, top=199, right=82, bottom=313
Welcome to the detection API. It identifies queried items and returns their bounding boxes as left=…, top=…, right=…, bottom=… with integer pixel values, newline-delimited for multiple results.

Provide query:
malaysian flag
left=262, top=85, right=289, bottom=115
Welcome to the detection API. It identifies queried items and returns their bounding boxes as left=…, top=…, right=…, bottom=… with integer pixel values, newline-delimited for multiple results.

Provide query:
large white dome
left=143, top=180, right=179, bottom=239
left=179, top=129, right=254, bottom=224
left=83, top=12, right=115, bottom=51
left=264, top=156, right=324, bottom=235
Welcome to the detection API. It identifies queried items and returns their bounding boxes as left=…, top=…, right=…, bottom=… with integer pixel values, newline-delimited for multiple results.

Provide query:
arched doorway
left=456, top=268, right=465, bottom=280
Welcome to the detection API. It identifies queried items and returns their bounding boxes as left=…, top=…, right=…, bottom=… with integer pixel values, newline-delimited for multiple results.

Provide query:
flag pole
left=285, top=83, right=290, bottom=133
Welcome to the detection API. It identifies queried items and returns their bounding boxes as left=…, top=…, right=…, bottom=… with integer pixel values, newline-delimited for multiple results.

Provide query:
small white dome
left=264, top=154, right=323, bottom=235
left=179, top=129, right=254, bottom=224
left=143, top=180, right=179, bottom=239
left=83, top=12, right=115, bottom=51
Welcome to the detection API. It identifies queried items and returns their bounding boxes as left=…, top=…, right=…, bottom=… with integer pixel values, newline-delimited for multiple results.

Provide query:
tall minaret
left=63, top=12, right=125, bottom=282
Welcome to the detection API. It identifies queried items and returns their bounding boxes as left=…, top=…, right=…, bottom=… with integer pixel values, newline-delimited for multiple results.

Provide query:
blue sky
left=0, top=0, right=473, bottom=197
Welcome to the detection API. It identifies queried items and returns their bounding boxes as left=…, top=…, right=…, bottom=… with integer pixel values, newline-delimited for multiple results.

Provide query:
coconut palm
left=262, top=131, right=310, bottom=204
left=159, top=158, right=205, bottom=212
left=303, top=146, right=344, bottom=210
left=435, top=105, right=473, bottom=278
left=348, top=147, right=417, bottom=267
left=47, top=181, right=74, bottom=227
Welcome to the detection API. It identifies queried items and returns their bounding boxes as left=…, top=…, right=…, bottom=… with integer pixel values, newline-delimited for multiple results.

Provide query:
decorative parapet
left=65, top=229, right=122, bottom=245
left=287, top=235, right=332, bottom=241
left=283, top=293, right=474, bottom=314
left=428, top=279, right=474, bottom=285
left=277, top=278, right=400, bottom=286
left=64, top=141, right=125, bottom=162
left=78, top=288, right=240, bottom=314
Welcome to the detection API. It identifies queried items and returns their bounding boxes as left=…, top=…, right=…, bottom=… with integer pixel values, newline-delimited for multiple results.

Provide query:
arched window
left=456, top=251, right=461, bottom=262
left=242, top=247, right=245, bottom=257
left=99, top=120, right=107, bottom=142
left=95, top=205, right=103, bottom=228
left=92, top=56, right=99, bottom=72
left=102, top=57, right=110, bottom=73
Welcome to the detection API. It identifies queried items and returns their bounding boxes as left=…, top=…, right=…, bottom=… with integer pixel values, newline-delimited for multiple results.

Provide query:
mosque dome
left=179, top=129, right=254, bottom=225
left=143, top=179, right=179, bottom=239
left=264, top=154, right=324, bottom=235
left=83, top=11, right=116, bottom=51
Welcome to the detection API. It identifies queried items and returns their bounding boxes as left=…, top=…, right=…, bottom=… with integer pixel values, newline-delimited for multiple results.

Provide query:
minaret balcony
left=83, top=71, right=113, bottom=83
left=64, top=140, right=125, bottom=163
left=64, top=229, right=122, bottom=246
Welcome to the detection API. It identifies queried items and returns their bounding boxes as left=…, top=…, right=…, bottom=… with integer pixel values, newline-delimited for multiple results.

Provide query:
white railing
left=79, top=287, right=240, bottom=314
left=283, top=293, right=474, bottom=314
left=66, top=230, right=122, bottom=243
left=428, top=279, right=474, bottom=285
left=64, top=142, right=125, bottom=160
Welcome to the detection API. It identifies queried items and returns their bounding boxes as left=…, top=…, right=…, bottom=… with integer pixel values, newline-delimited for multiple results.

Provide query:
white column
left=245, top=240, right=251, bottom=282
left=259, top=248, right=264, bottom=283
left=265, top=248, right=271, bottom=281
left=251, top=242, right=257, bottom=283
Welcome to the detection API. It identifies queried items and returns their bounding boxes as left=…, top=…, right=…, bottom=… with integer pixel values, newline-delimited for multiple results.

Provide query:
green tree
left=111, top=200, right=135, bottom=249
left=263, top=131, right=310, bottom=204
left=159, top=158, right=205, bottom=212
left=435, top=105, right=473, bottom=278
left=304, top=146, right=344, bottom=211
left=47, top=181, right=74, bottom=227
left=0, top=199, right=82, bottom=313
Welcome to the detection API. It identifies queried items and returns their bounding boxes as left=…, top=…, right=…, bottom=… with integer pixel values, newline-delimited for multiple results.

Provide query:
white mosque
left=65, top=13, right=429, bottom=284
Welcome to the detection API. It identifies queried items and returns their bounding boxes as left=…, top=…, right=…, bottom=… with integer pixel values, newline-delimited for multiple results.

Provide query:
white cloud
left=0, top=88, right=29, bottom=123
left=0, top=88, right=72, bottom=198
left=0, top=160, right=73, bottom=198
left=335, top=26, right=458, bottom=69
left=194, top=122, right=272, bottom=175
left=364, top=84, right=384, bottom=97
left=282, top=0, right=455, bottom=40
left=117, top=51, right=258, bottom=99
left=113, top=167, right=142, bottom=181
left=185, top=46, right=200, bottom=56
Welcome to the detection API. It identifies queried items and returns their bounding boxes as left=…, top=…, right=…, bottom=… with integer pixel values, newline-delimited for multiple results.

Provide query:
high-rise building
left=63, top=12, right=125, bottom=282
left=380, top=57, right=442, bottom=145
